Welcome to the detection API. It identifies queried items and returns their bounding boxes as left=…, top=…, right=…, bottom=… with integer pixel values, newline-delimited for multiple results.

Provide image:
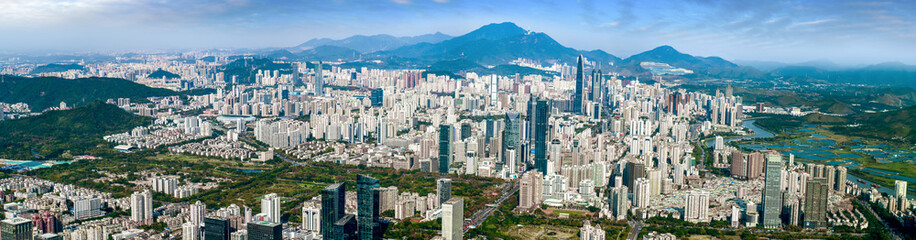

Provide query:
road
left=857, top=200, right=903, bottom=240
left=463, top=183, right=518, bottom=233
left=627, top=220, right=644, bottom=240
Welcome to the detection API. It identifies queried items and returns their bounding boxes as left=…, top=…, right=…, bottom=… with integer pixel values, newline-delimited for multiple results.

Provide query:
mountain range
left=293, top=32, right=453, bottom=53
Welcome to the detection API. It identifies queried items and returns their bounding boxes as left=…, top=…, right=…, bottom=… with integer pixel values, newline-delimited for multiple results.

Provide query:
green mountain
left=0, top=102, right=153, bottom=159
left=147, top=68, right=181, bottom=79
left=0, top=75, right=177, bottom=111
left=426, top=59, right=555, bottom=77
left=294, top=32, right=453, bottom=53
left=30, top=63, right=84, bottom=75
left=841, top=105, right=916, bottom=143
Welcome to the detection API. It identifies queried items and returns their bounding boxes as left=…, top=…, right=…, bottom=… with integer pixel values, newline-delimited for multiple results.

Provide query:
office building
left=370, top=88, right=383, bottom=107
left=437, top=178, right=452, bottom=207
left=438, top=124, right=452, bottom=174
left=442, top=198, right=464, bottom=240
left=762, top=154, right=784, bottom=229
left=531, top=98, right=549, bottom=174
left=314, top=61, right=324, bottom=96
left=204, top=217, right=230, bottom=240
left=518, top=170, right=544, bottom=210
left=573, top=55, right=584, bottom=114
left=357, top=174, right=380, bottom=240
left=321, top=183, right=346, bottom=237
left=0, top=217, right=32, bottom=240
left=247, top=221, right=281, bottom=240
left=608, top=186, right=629, bottom=220
left=328, top=214, right=357, bottom=240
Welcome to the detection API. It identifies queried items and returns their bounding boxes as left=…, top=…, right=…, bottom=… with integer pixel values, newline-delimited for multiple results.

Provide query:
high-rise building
left=328, top=214, right=357, bottom=240
left=633, top=178, right=650, bottom=209
left=183, top=221, right=200, bottom=240
left=607, top=186, right=629, bottom=220
left=321, top=183, right=346, bottom=237
left=624, top=161, right=646, bottom=192
left=370, top=88, right=383, bottom=107
left=438, top=124, right=452, bottom=174
left=302, top=202, right=320, bottom=233
left=247, top=221, right=281, bottom=240
left=580, top=220, right=605, bottom=240
left=531, top=98, right=549, bottom=174
left=835, top=166, right=847, bottom=193
left=804, top=178, right=828, bottom=228
left=896, top=180, right=908, bottom=199
left=190, top=201, right=207, bottom=227
left=573, top=55, right=584, bottom=114
left=685, top=190, right=710, bottom=223
left=762, top=154, right=784, bottom=229
left=1, top=217, right=32, bottom=240
left=260, top=193, right=281, bottom=224
left=74, top=198, right=101, bottom=220
left=503, top=112, right=520, bottom=165
left=519, top=170, right=544, bottom=210
left=590, top=69, right=603, bottom=103
left=442, top=198, right=464, bottom=240
left=204, top=217, right=230, bottom=240
left=130, top=190, right=154, bottom=224
left=437, top=178, right=452, bottom=207
left=357, top=175, right=380, bottom=240
left=314, top=61, right=324, bottom=96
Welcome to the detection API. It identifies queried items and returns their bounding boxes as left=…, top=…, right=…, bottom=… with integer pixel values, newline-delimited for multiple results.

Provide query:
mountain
left=147, top=68, right=181, bottom=79
left=616, top=45, right=764, bottom=79
left=219, top=57, right=295, bottom=84
left=294, top=32, right=452, bottom=53
left=377, top=22, right=620, bottom=67
left=0, top=102, right=153, bottom=159
left=298, top=45, right=362, bottom=61
left=30, top=63, right=84, bottom=75
left=425, top=58, right=555, bottom=77
left=0, top=75, right=177, bottom=111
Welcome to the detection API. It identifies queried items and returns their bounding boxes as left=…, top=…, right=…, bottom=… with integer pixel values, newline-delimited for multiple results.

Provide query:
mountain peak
left=461, top=22, right=529, bottom=41
left=650, top=45, right=679, bottom=53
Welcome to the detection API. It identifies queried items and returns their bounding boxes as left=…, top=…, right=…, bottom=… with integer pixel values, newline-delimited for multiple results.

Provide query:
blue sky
left=1, top=0, right=914, bottom=65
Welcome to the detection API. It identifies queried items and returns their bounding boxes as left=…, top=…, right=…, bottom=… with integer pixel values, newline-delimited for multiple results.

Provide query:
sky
left=1, top=0, right=915, bottom=65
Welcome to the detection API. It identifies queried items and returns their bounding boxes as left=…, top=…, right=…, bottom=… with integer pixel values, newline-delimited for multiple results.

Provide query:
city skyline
left=1, top=0, right=915, bottom=65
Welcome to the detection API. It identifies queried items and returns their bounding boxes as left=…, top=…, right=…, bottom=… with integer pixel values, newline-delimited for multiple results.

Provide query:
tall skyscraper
left=442, top=198, right=464, bottom=240
left=503, top=112, right=520, bottom=165
left=835, top=166, right=847, bottom=193
left=190, top=201, right=206, bottom=227
left=895, top=180, right=908, bottom=199
left=438, top=124, right=452, bottom=174
left=573, top=55, right=584, bottom=114
left=437, top=178, right=452, bottom=207
left=203, top=217, right=230, bottom=240
left=762, top=154, right=784, bottom=229
left=804, top=178, right=828, bottom=228
left=261, top=193, right=281, bottom=224
left=624, top=161, right=646, bottom=192
left=130, top=190, right=153, bottom=224
left=247, top=221, right=281, bottom=240
left=518, top=170, right=544, bottom=210
left=531, top=99, right=549, bottom=173
left=370, top=88, right=383, bottom=107
left=684, top=190, right=710, bottom=223
left=357, top=175, right=380, bottom=240
left=633, top=178, right=650, bottom=209
left=328, top=214, right=357, bottom=240
left=607, top=186, right=629, bottom=220
left=590, top=69, right=602, bottom=103
left=1, top=217, right=32, bottom=240
left=314, top=61, right=324, bottom=96
left=321, top=183, right=346, bottom=237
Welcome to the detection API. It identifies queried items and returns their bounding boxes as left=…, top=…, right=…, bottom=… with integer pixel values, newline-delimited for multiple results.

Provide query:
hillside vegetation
left=0, top=75, right=177, bottom=111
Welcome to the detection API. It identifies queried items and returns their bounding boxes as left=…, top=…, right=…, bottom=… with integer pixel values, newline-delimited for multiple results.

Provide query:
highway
left=627, top=220, right=644, bottom=240
left=463, top=183, right=518, bottom=233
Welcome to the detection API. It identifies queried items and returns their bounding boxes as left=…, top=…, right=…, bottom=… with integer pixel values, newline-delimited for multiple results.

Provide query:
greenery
left=0, top=75, right=177, bottom=111
left=147, top=68, right=181, bottom=79
left=29, top=63, right=84, bottom=75
left=0, top=102, right=153, bottom=159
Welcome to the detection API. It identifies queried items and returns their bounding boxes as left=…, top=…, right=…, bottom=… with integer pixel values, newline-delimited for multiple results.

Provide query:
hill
left=0, top=102, right=153, bottom=159
left=616, top=45, right=764, bottom=79
left=30, top=63, right=84, bottom=75
left=376, top=22, right=620, bottom=66
left=426, top=59, right=555, bottom=76
left=0, top=75, right=177, bottom=111
left=294, top=32, right=452, bottom=53
left=839, top=105, right=916, bottom=143
left=147, top=68, right=181, bottom=79
left=219, top=57, right=294, bottom=84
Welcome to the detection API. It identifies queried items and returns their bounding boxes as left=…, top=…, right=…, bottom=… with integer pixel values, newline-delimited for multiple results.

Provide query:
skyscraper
left=895, top=180, right=908, bottom=199
left=302, top=202, right=321, bottom=233
left=203, top=217, right=230, bottom=240
left=503, top=112, right=520, bottom=165
left=321, top=183, right=346, bottom=237
left=804, top=178, right=828, bottom=228
left=624, top=161, right=646, bottom=192
left=573, top=55, right=584, bottom=114
left=633, top=178, right=650, bottom=209
left=1, top=217, right=32, bottom=240
left=370, top=88, right=383, bottom=107
left=437, top=178, right=452, bottom=207
left=261, top=193, right=281, bottom=224
left=835, top=166, right=847, bottom=193
left=438, top=124, right=452, bottom=174
left=314, top=61, right=324, bottom=96
left=590, top=69, right=602, bottom=103
left=357, top=174, right=380, bottom=240
left=518, top=170, right=544, bottom=210
left=607, top=186, right=629, bottom=220
left=130, top=190, right=153, bottom=224
left=531, top=98, right=549, bottom=174
left=762, top=154, right=784, bottom=229
left=442, top=198, right=464, bottom=240
left=190, top=201, right=206, bottom=227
